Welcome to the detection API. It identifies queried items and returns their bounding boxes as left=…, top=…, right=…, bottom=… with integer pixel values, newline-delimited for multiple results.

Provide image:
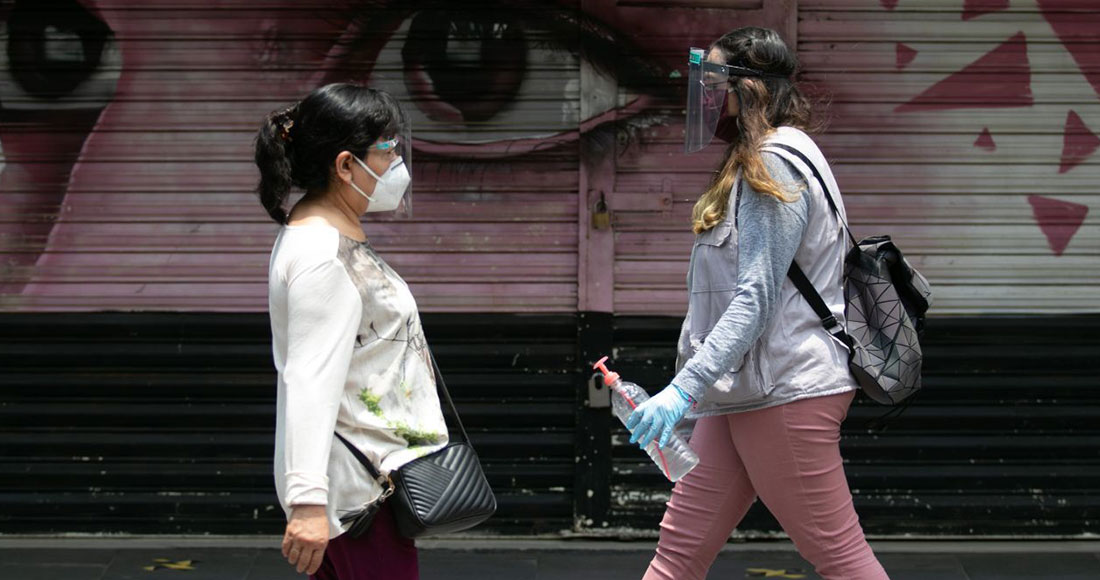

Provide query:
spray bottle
left=594, top=357, right=699, bottom=482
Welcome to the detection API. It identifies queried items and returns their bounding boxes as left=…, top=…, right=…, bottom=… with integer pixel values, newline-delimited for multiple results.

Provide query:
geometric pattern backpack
left=772, top=143, right=933, bottom=405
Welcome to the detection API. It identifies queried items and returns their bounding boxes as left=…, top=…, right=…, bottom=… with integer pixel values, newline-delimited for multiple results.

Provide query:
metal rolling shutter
left=799, top=0, right=1098, bottom=314
left=0, top=2, right=584, bottom=534
left=598, top=0, right=1100, bottom=537
left=612, top=1, right=1098, bottom=316
left=0, top=1, right=579, bottom=313
left=0, top=313, right=577, bottom=534
left=3, top=0, right=1098, bottom=540
left=608, top=315, right=1100, bottom=536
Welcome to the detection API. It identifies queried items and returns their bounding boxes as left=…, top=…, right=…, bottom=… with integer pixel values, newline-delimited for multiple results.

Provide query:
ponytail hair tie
left=274, top=104, right=298, bottom=142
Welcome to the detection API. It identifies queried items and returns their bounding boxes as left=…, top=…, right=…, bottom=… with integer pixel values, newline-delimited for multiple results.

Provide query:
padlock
left=587, top=372, right=610, bottom=408
left=591, top=194, right=611, bottom=230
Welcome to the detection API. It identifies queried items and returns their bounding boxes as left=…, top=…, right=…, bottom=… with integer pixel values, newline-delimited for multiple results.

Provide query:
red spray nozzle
left=593, top=356, right=620, bottom=386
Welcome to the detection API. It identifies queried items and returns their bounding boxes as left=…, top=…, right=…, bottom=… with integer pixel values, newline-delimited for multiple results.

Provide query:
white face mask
left=349, top=155, right=410, bottom=213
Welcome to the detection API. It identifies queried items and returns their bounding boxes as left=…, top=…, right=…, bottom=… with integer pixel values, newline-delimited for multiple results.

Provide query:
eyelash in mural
left=323, top=0, right=676, bottom=160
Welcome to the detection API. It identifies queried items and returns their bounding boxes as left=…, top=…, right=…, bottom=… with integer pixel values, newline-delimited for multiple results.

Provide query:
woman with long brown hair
left=625, top=27, right=890, bottom=579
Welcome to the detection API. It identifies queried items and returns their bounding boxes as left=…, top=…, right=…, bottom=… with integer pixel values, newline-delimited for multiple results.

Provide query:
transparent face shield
left=685, top=48, right=731, bottom=153
left=684, top=47, right=782, bottom=153
left=359, top=126, right=413, bottom=218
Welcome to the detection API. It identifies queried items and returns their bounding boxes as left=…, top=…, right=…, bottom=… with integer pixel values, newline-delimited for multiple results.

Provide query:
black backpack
left=771, top=144, right=933, bottom=406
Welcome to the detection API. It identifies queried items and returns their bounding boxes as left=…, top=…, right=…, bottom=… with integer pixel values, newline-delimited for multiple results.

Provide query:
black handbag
left=334, top=350, right=496, bottom=538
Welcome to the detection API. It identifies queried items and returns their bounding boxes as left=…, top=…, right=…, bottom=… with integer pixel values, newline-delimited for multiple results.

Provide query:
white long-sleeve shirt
left=268, top=223, right=448, bottom=538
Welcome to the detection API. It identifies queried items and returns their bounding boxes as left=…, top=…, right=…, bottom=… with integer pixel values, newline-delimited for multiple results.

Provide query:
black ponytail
left=254, top=105, right=298, bottom=224
left=253, top=84, right=406, bottom=225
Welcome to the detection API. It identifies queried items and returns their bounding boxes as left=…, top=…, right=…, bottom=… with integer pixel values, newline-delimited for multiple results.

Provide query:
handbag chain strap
left=426, top=348, right=471, bottom=443
left=334, top=347, right=468, bottom=481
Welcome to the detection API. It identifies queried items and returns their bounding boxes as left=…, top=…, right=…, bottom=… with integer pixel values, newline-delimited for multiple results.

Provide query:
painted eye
left=0, top=0, right=120, bottom=110
left=400, top=11, right=528, bottom=126
left=330, top=4, right=672, bottom=158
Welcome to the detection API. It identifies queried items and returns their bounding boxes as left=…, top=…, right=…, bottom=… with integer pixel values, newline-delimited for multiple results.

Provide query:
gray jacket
left=673, top=127, right=858, bottom=417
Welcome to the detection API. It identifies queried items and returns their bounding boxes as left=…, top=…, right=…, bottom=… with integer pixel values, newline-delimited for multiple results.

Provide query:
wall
left=1, top=0, right=1099, bottom=538
left=800, top=0, right=1098, bottom=313
left=2, top=0, right=1095, bottom=315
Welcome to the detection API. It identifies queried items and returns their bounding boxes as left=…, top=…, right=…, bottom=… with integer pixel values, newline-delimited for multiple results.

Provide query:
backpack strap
left=766, top=142, right=858, bottom=247
left=766, top=141, right=856, bottom=346
left=786, top=262, right=852, bottom=348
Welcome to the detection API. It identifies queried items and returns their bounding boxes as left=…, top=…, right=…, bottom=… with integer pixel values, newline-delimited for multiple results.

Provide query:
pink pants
left=644, top=391, right=888, bottom=580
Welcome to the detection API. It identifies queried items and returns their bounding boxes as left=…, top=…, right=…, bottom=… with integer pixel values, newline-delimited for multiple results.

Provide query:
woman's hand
left=626, top=385, right=694, bottom=448
left=283, top=504, right=329, bottom=575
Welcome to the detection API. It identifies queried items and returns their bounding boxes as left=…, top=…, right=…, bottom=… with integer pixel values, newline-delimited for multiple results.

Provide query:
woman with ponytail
left=624, top=28, right=890, bottom=579
left=255, top=83, right=444, bottom=580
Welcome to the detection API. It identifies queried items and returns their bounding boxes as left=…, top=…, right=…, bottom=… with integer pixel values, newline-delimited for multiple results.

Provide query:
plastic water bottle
left=594, top=357, right=700, bottom=482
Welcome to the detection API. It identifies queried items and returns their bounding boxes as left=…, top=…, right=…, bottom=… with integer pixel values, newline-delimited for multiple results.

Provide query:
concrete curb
left=0, top=536, right=1098, bottom=554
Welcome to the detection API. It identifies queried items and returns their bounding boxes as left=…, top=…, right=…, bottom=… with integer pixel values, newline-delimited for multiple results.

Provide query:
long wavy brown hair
left=692, top=27, right=820, bottom=234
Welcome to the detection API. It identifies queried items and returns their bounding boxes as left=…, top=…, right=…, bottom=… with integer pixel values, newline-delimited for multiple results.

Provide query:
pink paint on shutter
left=1039, top=0, right=1100, bottom=100
left=1058, top=110, right=1100, bottom=174
left=896, top=32, right=1033, bottom=113
left=801, top=0, right=1100, bottom=313
left=896, top=43, right=919, bottom=69
left=1028, top=195, right=1089, bottom=256
left=963, top=0, right=1009, bottom=21
left=2, top=0, right=581, bottom=313
left=974, top=128, right=997, bottom=151
left=6, top=0, right=1099, bottom=316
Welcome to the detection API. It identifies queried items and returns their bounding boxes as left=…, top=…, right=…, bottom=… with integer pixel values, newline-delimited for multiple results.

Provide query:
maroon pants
left=311, top=502, right=418, bottom=580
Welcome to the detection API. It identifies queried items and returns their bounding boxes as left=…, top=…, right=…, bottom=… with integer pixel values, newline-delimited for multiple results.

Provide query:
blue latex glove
left=626, top=385, right=693, bottom=449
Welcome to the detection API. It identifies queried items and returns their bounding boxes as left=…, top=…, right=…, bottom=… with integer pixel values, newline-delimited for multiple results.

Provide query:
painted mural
left=0, top=0, right=1095, bottom=314
left=806, top=0, right=1098, bottom=314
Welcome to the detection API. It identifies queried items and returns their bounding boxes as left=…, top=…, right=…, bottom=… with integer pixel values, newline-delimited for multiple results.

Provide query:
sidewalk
left=1, top=538, right=1099, bottom=579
